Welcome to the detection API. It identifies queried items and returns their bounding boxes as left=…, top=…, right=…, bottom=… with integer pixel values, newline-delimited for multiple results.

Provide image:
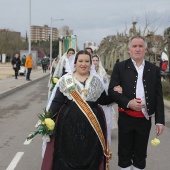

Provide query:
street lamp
left=50, top=18, right=64, bottom=69
left=29, top=0, right=31, bottom=54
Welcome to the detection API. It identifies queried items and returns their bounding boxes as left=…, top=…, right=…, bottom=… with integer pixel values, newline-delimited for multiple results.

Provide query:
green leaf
left=26, top=108, right=56, bottom=141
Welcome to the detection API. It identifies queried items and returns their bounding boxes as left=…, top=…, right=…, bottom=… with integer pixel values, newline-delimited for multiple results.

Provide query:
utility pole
left=29, top=0, right=31, bottom=54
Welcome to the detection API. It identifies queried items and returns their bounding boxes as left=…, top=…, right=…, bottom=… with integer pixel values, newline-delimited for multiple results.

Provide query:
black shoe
left=15, top=77, right=18, bottom=79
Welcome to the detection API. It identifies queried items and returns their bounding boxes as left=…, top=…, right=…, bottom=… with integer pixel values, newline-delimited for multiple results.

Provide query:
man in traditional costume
left=109, top=36, right=165, bottom=170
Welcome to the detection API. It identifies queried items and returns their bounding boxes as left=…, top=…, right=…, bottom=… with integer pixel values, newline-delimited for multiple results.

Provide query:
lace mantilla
left=58, top=74, right=104, bottom=102
left=53, top=53, right=67, bottom=78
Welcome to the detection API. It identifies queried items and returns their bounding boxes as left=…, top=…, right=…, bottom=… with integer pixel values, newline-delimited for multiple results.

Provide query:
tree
left=52, top=40, right=59, bottom=58
left=142, top=11, right=161, bottom=36
left=0, top=29, right=28, bottom=58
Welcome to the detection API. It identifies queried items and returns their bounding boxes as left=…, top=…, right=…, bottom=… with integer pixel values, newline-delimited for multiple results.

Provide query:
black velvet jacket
left=109, top=58, right=165, bottom=125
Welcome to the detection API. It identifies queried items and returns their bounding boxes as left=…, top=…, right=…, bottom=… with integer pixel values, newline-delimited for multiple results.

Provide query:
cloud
left=0, top=0, right=170, bottom=50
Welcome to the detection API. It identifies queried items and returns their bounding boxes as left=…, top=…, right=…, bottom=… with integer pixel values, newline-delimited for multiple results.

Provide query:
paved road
left=0, top=77, right=48, bottom=170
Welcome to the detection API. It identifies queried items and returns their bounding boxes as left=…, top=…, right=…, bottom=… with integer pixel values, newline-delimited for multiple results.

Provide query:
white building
left=84, top=41, right=96, bottom=49
left=84, top=41, right=98, bottom=51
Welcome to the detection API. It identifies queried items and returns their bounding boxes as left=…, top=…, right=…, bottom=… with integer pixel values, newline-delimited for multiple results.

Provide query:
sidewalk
left=0, top=66, right=50, bottom=99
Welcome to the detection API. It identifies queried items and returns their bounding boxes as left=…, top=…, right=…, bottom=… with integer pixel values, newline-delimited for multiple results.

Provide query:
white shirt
left=132, top=59, right=149, bottom=120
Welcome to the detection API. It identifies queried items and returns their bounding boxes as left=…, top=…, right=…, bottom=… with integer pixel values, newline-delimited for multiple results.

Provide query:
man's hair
left=128, top=36, right=147, bottom=48
left=85, top=47, right=93, bottom=54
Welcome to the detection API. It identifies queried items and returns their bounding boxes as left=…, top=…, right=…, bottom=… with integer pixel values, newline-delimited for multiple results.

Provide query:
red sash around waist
left=118, top=108, right=145, bottom=118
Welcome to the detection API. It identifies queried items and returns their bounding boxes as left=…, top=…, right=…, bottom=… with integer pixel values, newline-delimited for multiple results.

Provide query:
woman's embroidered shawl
left=46, top=73, right=105, bottom=111
left=59, top=73, right=104, bottom=101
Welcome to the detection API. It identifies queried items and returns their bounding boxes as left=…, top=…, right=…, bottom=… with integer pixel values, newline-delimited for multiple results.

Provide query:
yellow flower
left=44, top=118, right=55, bottom=130
left=53, top=77, right=58, bottom=84
left=151, top=138, right=160, bottom=146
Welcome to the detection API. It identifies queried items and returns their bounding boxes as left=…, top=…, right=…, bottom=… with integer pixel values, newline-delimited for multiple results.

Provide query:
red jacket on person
left=161, top=61, right=168, bottom=71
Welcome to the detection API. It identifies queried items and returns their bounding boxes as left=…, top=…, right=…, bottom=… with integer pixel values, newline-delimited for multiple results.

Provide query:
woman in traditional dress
left=48, top=48, right=75, bottom=99
left=92, top=54, right=122, bottom=146
left=53, top=48, right=75, bottom=78
left=47, top=57, right=59, bottom=92
left=42, top=50, right=114, bottom=170
left=92, top=55, right=109, bottom=86
left=51, top=57, right=59, bottom=76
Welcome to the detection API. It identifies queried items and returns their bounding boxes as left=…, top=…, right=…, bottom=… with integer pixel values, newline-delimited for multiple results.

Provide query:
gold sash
left=64, top=74, right=111, bottom=170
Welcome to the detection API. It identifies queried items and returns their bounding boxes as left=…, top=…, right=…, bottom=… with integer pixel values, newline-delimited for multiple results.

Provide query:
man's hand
left=128, top=98, right=144, bottom=111
left=156, top=124, right=164, bottom=136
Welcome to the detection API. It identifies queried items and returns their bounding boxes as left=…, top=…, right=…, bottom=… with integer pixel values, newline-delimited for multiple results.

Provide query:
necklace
left=74, top=72, right=89, bottom=83
left=73, top=72, right=89, bottom=97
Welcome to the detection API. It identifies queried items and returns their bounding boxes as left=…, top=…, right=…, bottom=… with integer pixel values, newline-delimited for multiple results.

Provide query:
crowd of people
left=11, top=36, right=165, bottom=170
left=40, top=36, right=165, bottom=170
left=11, top=53, right=33, bottom=80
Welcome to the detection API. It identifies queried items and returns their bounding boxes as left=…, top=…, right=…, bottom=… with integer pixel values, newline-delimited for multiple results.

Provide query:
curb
left=0, top=74, right=49, bottom=99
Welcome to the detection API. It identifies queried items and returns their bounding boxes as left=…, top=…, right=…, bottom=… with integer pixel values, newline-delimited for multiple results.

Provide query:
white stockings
left=120, top=166, right=144, bottom=170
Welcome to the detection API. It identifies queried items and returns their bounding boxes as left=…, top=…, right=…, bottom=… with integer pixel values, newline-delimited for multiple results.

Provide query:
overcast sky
left=1, top=0, right=170, bottom=49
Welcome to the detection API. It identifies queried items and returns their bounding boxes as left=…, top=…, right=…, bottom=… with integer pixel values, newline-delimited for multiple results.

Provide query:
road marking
left=24, top=121, right=40, bottom=145
left=35, top=120, right=41, bottom=127
left=6, top=152, right=24, bottom=170
left=24, top=121, right=41, bottom=145
left=23, top=137, right=32, bottom=145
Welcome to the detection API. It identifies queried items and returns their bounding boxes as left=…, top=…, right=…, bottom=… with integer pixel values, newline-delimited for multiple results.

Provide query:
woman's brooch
left=81, top=89, right=88, bottom=97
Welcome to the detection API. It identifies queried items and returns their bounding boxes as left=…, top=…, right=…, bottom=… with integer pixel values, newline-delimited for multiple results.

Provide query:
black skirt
left=52, top=101, right=107, bottom=170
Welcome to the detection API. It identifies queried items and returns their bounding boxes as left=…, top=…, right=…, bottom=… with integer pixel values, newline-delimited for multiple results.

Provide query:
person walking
left=51, top=57, right=59, bottom=76
left=53, top=48, right=75, bottom=78
left=42, top=50, right=114, bottom=170
left=85, top=47, right=93, bottom=57
left=108, top=36, right=165, bottom=170
left=25, top=53, right=33, bottom=81
left=92, top=54, right=121, bottom=146
left=11, top=54, right=21, bottom=79
left=21, top=55, right=26, bottom=66
left=41, top=56, right=48, bottom=73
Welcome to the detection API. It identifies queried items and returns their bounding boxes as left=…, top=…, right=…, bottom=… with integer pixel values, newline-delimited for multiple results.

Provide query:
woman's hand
left=114, top=85, right=123, bottom=94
